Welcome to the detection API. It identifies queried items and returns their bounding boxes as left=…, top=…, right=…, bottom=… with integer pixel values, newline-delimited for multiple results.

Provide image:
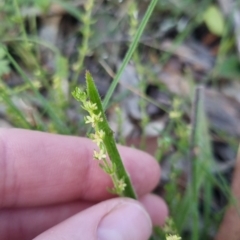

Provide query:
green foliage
left=0, top=0, right=238, bottom=239
left=216, top=55, right=240, bottom=78
left=34, top=0, right=50, bottom=12
left=103, top=0, right=159, bottom=109
left=203, top=5, right=225, bottom=36
left=190, top=87, right=214, bottom=239
left=0, top=45, right=10, bottom=76
left=72, top=71, right=137, bottom=198
left=72, top=0, right=95, bottom=85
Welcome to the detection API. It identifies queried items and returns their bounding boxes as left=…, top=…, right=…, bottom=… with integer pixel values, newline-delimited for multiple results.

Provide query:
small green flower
left=169, top=111, right=181, bottom=119
left=84, top=115, right=95, bottom=126
left=72, top=87, right=87, bottom=102
left=93, top=149, right=107, bottom=160
left=116, top=178, right=127, bottom=193
left=166, top=234, right=181, bottom=240
left=82, top=101, right=97, bottom=112
left=90, top=134, right=102, bottom=147
left=84, top=112, right=103, bottom=127
left=94, top=112, right=103, bottom=123
left=169, top=98, right=182, bottom=119
left=109, top=176, right=127, bottom=195
left=97, top=129, right=105, bottom=138
left=103, top=162, right=116, bottom=175
left=90, top=130, right=105, bottom=147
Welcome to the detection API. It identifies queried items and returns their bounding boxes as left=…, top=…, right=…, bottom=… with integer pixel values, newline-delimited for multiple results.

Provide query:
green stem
left=13, top=0, right=28, bottom=44
left=86, top=71, right=137, bottom=199
left=103, top=0, right=158, bottom=110
left=72, top=0, right=94, bottom=86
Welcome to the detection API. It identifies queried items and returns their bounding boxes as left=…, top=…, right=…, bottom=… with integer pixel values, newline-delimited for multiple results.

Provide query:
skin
left=0, top=128, right=168, bottom=240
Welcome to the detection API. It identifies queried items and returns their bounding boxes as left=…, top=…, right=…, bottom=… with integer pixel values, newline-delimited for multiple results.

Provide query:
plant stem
left=72, top=0, right=94, bottom=86
left=86, top=71, right=137, bottom=198
left=103, top=0, right=158, bottom=110
left=189, top=86, right=204, bottom=240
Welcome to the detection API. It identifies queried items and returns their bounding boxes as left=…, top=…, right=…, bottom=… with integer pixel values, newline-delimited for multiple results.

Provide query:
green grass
left=1, top=0, right=240, bottom=239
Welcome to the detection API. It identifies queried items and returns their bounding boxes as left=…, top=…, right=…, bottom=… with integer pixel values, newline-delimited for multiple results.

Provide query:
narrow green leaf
left=103, top=0, right=158, bottom=109
left=85, top=71, right=137, bottom=199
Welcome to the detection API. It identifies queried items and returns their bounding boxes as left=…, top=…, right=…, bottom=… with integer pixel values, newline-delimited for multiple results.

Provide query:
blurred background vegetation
left=1, top=0, right=240, bottom=239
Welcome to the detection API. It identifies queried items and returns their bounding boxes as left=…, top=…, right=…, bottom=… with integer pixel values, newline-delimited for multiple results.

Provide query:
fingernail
left=97, top=200, right=152, bottom=240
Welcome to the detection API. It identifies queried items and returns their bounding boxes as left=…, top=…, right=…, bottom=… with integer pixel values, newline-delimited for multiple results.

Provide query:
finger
left=0, top=129, right=160, bottom=208
left=34, top=198, right=152, bottom=240
left=140, top=194, right=168, bottom=226
left=0, top=201, right=92, bottom=240
left=0, top=195, right=168, bottom=240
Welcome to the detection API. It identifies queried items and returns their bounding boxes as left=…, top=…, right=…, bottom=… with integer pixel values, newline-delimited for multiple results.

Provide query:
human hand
left=0, top=128, right=168, bottom=240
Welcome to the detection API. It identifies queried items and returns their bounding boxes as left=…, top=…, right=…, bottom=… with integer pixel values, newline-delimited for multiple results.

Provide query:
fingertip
left=34, top=198, right=152, bottom=240
left=97, top=198, right=152, bottom=240
left=119, top=145, right=161, bottom=196
left=140, top=194, right=168, bottom=226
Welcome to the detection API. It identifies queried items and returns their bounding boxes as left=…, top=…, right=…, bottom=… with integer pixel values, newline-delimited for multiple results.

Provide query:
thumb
left=34, top=198, right=152, bottom=240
